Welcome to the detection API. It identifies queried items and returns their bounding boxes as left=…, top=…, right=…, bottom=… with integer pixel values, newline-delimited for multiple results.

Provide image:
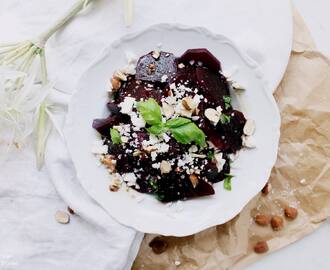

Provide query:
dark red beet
left=179, top=48, right=221, bottom=72
left=196, top=67, right=230, bottom=107
left=136, top=51, right=177, bottom=82
left=92, top=114, right=130, bottom=137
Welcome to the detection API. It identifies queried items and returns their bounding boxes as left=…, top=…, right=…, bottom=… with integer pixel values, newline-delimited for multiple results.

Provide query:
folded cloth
left=0, top=0, right=293, bottom=269
left=45, top=90, right=144, bottom=270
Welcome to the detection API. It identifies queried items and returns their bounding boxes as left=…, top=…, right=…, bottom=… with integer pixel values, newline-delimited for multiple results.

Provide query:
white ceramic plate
left=65, top=24, right=280, bottom=236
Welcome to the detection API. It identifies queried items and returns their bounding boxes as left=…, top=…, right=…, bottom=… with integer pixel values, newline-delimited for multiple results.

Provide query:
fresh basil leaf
left=170, top=122, right=206, bottom=146
left=136, top=98, right=162, bottom=126
left=165, top=117, right=191, bottom=128
left=110, top=128, right=122, bottom=144
left=223, top=173, right=234, bottom=191
left=207, top=151, right=215, bottom=159
left=147, top=124, right=167, bottom=135
left=220, top=114, right=231, bottom=124
left=223, top=95, right=232, bottom=110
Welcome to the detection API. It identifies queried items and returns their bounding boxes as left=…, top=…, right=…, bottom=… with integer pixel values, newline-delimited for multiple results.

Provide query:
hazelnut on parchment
left=254, top=241, right=269, bottom=254
left=149, top=236, right=168, bottom=254
left=271, top=216, right=284, bottom=231
left=284, top=207, right=298, bottom=220
left=254, top=214, right=270, bottom=226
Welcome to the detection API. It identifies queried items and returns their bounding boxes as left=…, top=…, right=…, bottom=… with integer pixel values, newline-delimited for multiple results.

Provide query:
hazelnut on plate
left=254, top=241, right=269, bottom=254
left=271, top=216, right=283, bottom=231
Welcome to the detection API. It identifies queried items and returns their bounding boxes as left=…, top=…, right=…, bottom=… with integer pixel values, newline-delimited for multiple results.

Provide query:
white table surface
left=247, top=1, right=330, bottom=269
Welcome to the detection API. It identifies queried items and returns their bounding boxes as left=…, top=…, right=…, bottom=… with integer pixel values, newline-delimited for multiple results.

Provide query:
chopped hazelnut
left=182, top=96, right=196, bottom=111
left=271, top=216, right=283, bottom=231
left=111, top=77, right=121, bottom=91
left=243, top=119, right=256, bottom=136
left=160, top=160, right=171, bottom=174
left=204, top=108, right=220, bottom=124
left=254, top=241, right=269, bottom=254
left=147, top=63, right=156, bottom=74
left=55, top=211, right=70, bottom=224
left=284, top=207, right=298, bottom=220
left=102, top=155, right=116, bottom=172
left=143, top=145, right=158, bottom=153
left=261, top=182, right=271, bottom=195
left=162, top=102, right=175, bottom=119
left=152, top=50, right=160, bottom=59
left=113, top=70, right=127, bottom=81
left=189, top=174, right=199, bottom=188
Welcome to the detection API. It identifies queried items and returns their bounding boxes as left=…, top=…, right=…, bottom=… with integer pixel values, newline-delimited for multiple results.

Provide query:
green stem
left=36, top=103, right=46, bottom=170
left=35, top=0, right=90, bottom=47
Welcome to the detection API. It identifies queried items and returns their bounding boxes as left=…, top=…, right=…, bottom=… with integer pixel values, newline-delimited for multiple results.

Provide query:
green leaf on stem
left=110, top=128, right=122, bottom=144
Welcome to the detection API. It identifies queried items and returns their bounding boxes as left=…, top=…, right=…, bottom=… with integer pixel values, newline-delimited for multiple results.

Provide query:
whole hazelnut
left=261, top=182, right=272, bottom=195
left=284, top=207, right=298, bottom=220
left=111, top=77, right=121, bottom=91
left=255, top=215, right=270, bottom=226
left=254, top=241, right=269, bottom=254
left=149, top=236, right=168, bottom=254
left=271, top=216, right=284, bottom=231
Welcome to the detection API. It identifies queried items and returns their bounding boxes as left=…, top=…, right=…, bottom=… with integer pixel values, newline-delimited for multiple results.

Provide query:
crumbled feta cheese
left=188, top=145, right=198, bottom=153
left=152, top=162, right=160, bottom=169
left=156, top=143, right=169, bottom=153
left=130, top=112, right=145, bottom=129
left=214, top=152, right=226, bottom=172
left=151, top=152, right=157, bottom=161
left=178, top=63, right=185, bottom=69
left=119, top=97, right=136, bottom=114
left=162, top=133, right=171, bottom=142
left=122, top=173, right=137, bottom=186
left=161, top=74, right=168, bottom=82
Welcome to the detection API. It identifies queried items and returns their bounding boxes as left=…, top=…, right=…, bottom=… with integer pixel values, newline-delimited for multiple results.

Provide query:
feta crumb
left=119, top=97, right=136, bottom=115
left=130, top=112, right=146, bottom=129
left=122, top=173, right=137, bottom=186
left=151, top=152, right=157, bottom=161
left=152, top=162, right=161, bottom=169
left=162, top=133, right=171, bottom=142
left=161, top=74, right=168, bottom=83
left=214, top=152, right=226, bottom=172
left=178, top=63, right=185, bottom=69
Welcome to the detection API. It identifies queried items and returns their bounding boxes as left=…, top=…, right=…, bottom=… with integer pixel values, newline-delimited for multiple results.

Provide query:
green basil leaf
left=136, top=98, right=162, bottom=126
left=223, top=174, right=234, bottom=191
left=165, top=117, right=191, bottom=128
left=220, top=114, right=231, bottom=124
left=223, top=95, right=232, bottom=110
left=207, top=151, right=215, bottom=159
left=147, top=124, right=167, bottom=135
left=170, top=122, right=206, bottom=146
left=110, top=128, right=122, bottom=144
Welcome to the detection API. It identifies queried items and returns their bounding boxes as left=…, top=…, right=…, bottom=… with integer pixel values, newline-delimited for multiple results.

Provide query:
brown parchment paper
left=133, top=9, right=330, bottom=270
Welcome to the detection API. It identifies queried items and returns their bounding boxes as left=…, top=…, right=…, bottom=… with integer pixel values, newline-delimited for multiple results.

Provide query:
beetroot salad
left=92, top=48, right=255, bottom=203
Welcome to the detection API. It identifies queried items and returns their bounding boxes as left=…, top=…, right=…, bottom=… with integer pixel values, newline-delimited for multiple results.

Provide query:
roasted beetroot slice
left=92, top=114, right=130, bottom=136
left=196, top=67, right=230, bottom=106
left=185, top=179, right=215, bottom=198
left=106, top=102, right=120, bottom=115
left=135, top=51, right=177, bottom=82
left=179, top=48, right=221, bottom=72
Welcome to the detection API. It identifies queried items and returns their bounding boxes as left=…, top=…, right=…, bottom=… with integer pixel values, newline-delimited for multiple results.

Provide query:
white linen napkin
left=0, top=0, right=293, bottom=269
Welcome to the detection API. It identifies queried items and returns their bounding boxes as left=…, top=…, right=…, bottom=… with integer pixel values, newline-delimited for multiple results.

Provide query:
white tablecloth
left=0, top=0, right=292, bottom=269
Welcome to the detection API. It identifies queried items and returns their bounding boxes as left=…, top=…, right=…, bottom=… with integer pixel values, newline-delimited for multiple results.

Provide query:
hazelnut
left=102, top=156, right=116, bottom=172
left=189, top=174, right=199, bottom=188
left=162, top=102, right=175, bottom=119
left=254, top=241, right=269, bottom=254
left=132, top=150, right=141, bottom=157
left=109, top=177, right=122, bottom=192
left=143, top=145, right=158, bottom=153
left=261, top=182, right=271, bottom=195
left=149, top=236, right=168, bottom=254
left=284, top=207, right=298, bottom=220
left=152, top=50, right=160, bottom=59
left=255, top=214, right=270, bottom=226
left=111, top=77, right=121, bottom=91
left=182, top=96, right=196, bottom=111
left=160, top=160, right=171, bottom=174
left=147, top=63, right=156, bottom=74
left=271, top=216, right=283, bottom=231
left=243, top=119, right=256, bottom=136
left=113, top=70, right=127, bottom=81
left=204, top=108, right=220, bottom=124
left=55, top=211, right=70, bottom=224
